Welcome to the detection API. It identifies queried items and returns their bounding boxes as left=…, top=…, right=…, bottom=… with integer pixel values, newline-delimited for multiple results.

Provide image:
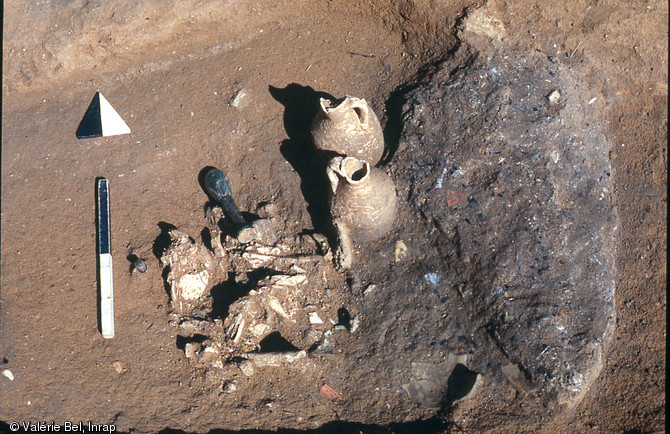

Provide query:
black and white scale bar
left=97, top=178, right=114, bottom=339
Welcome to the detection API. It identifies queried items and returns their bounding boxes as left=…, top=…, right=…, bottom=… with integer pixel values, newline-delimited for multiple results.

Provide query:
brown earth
left=1, top=0, right=666, bottom=432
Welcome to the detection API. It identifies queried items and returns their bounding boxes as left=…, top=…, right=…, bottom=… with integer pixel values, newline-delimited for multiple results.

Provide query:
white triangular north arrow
left=99, top=92, right=131, bottom=137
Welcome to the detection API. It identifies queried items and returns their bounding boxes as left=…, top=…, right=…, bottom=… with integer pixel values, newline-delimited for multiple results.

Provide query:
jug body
left=329, top=157, right=397, bottom=242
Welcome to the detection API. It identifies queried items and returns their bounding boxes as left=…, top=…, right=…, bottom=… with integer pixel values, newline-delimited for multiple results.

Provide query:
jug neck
left=321, top=97, right=365, bottom=124
left=340, top=157, right=370, bottom=186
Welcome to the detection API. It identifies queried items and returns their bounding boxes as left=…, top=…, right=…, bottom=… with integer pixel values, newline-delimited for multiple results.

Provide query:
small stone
left=462, top=7, right=507, bottom=41
left=229, top=89, right=249, bottom=108
left=424, top=273, right=440, bottom=286
left=394, top=240, right=409, bottom=262
left=548, top=89, right=561, bottom=105
left=363, top=283, right=378, bottom=296
left=350, top=316, right=359, bottom=333
left=2, top=369, right=14, bottom=381
left=222, top=380, right=238, bottom=393
left=314, top=330, right=334, bottom=354
left=133, top=257, right=147, bottom=273
left=112, top=361, right=128, bottom=374
left=308, top=312, right=323, bottom=324
left=257, top=203, right=278, bottom=219
left=310, top=233, right=329, bottom=254
left=348, top=275, right=363, bottom=293
left=304, top=328, right=323, bottom=346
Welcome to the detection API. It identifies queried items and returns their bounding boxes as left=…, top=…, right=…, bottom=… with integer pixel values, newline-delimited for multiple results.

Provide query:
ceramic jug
left=311, top=96, right=385, bottom=165
left=326, top=156, right=397, bottom=269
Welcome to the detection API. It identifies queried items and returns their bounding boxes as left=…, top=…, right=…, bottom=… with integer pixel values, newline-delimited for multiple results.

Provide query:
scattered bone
left=184, top=342, right=222, bottom=368
left=185, top=343, right=199, bottom=359
left=205, top=204, right=225, bottom=224
left=251, top=218, right=278, bottom=245
left=225, top=295, right=278, bottom=351
left=226, top=312, right=246, bottom=343
left=245, top=350, right=307, bottom=367
left=177, top=318, right=213, bottom=334
left=240, top=244, right=321, bottom=268
left=232, top=318, right=246, bottom=344
left=268, top=273, right=307, bottom=289
left=252, top=245, right=286, bottom=256
left=201, top=345, right=222, bottom=367
left=3, top=369, right=14, bottom=381
left=291, top=264, right=307, bottom=274
left=241, top=245, right=288, bottom=267
left=166, top=204, right=345, bottom=367
left=235, top=353, right=313, bottom=376
left=211, top=230, right=225, bottom=258
left=250, top=323, right=273, bottom=338
left=267, top=296, right=291, bottom=319
left=204, top=206, right=227, bottom=257
left=177, top=273, right=210, bottom=298
left=239, top=360, right=255, bottom=376
left=161, top=229, right=217, bottom=314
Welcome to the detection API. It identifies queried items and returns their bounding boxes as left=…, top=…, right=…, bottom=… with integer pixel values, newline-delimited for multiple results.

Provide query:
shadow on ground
left=151, top=418, right=455, bottom=434
left=269, top=83, right=334, bottom=234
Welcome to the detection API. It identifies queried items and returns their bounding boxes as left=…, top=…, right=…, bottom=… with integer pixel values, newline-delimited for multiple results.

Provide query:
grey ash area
left=345, top=43, right=617, bottom=427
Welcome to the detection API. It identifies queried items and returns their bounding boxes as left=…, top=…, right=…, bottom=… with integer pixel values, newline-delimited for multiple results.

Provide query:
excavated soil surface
left=1, top=0, right=666, bottom=433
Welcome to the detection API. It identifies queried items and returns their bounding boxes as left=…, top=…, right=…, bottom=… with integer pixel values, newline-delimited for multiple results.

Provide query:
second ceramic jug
left=311, top=96, right=385, bottom=165
left=328, top=156, right=397, bottom=243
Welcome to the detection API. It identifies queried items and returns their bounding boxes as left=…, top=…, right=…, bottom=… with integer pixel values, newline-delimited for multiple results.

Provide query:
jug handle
left=326, top=156, right=345, bottom=194
left=350, top=99, right=370, bottom=125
